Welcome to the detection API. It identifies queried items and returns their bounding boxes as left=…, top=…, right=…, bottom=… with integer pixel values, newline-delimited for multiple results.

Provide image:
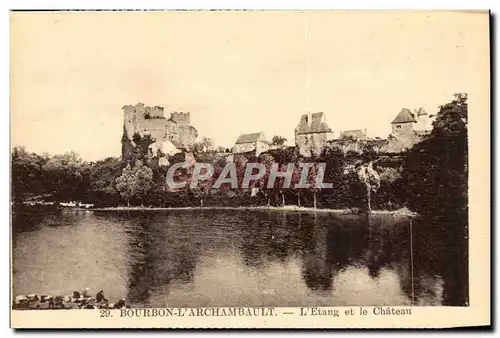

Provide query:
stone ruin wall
left=170, top=112, right=191, bottom=125
left=177, top=125, right=198, bottom=148
left=135, top=118, right=169, bottom=143
left=296, top=133, right=329, bottom=158
left=122, top=103, right=198, bottom=162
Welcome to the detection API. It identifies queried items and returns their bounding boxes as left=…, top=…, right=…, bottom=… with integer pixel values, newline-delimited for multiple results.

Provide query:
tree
left=189, top=166, right=213, bottom=207
left=115, top=164, right=134, bottom=206
left=317, top=147, right=346, bottom=209
left=11, top=147, right=96, bottom=204
left=131, top=160, right=154, bottom=206
left=357, top=162, right=380, bottom=212
left=376, top=166, right=402, bottom=210
left=132, top=133, right=156, bottom=163
left=291, top=161, right=319, bottom=208
left=193, top=137, right=215, bottom=154
left=432, top=93, right=467, bottom=137
left=272, top=163, right=290, bottom=206
left=115, top=160, right=153, bottom=206
left=88, top=157, right=122, bottom=206
left=401, top=93, right=468, bottom=306
left=121, top=125, right=137, bottom=165
left=271, top=135, right=287, bottom=148
left=11, top=147, right=45, bottom=202
left=308, top=164, right=321, bottom=209
left=402, top=93, right=468, bottom=217
left=257, top=153, right=275, bottom=207
left=43, top=151, right=89, bottom=202
left=291, top=162, right=303, bottom=207
left=190, top=182, right=212, bottom=207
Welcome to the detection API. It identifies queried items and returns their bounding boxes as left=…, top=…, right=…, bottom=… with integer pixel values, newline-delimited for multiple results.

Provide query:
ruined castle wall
left=171, top=112, right=191, bottom=125
left=166, top=120, right=179, bottom=137
left=123, top=106, right=138, bottom=139
left=123, top=104, right=138, bottom=117
left=124, top=121, right=136, bottom=140
left=145, top=106, right=165, bottom=118
left=136, top=119, right=168, bottom=143
left=177, top=125, right=197, bottom=148
left=295, top=132, right=330, bottom=158
left=123, top=104, right=166, bottom=139
left=122, top=104, right=198, bottom=161
left=136, top=118, right=168, bottom=133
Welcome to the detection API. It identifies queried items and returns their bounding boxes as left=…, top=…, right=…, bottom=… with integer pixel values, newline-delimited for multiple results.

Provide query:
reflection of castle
left=125, top=217, right=199, bottom=307
left=122, top=103, right=198, bottom=160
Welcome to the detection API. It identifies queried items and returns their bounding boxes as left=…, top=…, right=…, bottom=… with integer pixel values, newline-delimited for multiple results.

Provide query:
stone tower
left=388, top=107, right=433, bottom=151
left=414, top=108, right=430, bottom=132
left=390, top=108, right=416, bottom=136
left=121, top=103, right=198, bottom=163
left=294, top=112, right=333, bottom=158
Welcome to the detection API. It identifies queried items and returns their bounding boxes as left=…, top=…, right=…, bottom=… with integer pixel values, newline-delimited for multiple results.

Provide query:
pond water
left=12, top=209, right=467, bottom=307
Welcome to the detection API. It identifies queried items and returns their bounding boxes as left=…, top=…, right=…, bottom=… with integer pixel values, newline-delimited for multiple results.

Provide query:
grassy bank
left=89, top=205, right=417, bottom=217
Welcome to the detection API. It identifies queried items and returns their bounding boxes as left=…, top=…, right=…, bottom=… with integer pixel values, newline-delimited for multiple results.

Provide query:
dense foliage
left=402, top=93, right=468, bottom=218
left=401, top=93, right=469, bottom=306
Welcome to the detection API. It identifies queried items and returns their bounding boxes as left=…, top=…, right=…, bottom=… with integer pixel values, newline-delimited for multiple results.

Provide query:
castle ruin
left=122, top=103, right=198, bottom=161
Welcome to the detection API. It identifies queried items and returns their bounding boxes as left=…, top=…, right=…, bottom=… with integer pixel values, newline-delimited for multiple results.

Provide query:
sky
left=10, top=11, right=488, bottom=161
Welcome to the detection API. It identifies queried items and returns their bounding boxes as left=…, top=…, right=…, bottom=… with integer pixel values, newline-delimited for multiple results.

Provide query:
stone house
left=294, top=112, right=333, bottom=157
left=147, top=139, right=187, bottom=167
left=149, top=139, right=186, bottom=157
left=232, top=132, right=270, bottom=157
left=388, top=107, right=432, bottom=150
left=339, top=129, right=367, bottom=140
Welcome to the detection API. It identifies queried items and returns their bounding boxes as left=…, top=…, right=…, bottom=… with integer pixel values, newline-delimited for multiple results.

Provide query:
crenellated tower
left=121, top=103, right=198, bottom=163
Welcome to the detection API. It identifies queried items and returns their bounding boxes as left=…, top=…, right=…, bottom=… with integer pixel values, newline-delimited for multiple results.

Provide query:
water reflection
left=12, top=209, right=467, bottom=307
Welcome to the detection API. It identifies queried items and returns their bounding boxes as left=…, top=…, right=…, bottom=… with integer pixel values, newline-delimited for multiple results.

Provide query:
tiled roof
left=391, top=108, right=417, bottom=124
left=235, top=132, right=264, bottom=144
left=295, top=112, right=332, bottom=135
left=340, top=129, right=366, bottom=139
left=415, top=108, right=428, bottom=116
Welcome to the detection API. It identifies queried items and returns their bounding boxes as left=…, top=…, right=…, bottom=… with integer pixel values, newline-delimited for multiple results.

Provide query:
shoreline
left=88, top=205, right=417, bottom=217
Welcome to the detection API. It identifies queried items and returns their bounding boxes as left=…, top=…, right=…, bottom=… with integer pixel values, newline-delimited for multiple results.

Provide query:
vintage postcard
left=10, top=10, right=490, bottom=329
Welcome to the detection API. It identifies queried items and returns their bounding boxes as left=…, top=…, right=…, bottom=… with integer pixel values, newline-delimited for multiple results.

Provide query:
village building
left=148, top=139, right=186, bottom=157
left=122, top=103, right=198, bottom=164
left=387, top=107, right=433, bottom=151
left=232, top=132, right=270, bottom=157
left=339, top=129, right=367, bottom=140
left=294, top=112, right=333, bottom=157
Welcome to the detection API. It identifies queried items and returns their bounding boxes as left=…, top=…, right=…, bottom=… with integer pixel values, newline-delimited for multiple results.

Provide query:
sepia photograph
left=9, top=10, right=489, bottom=328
